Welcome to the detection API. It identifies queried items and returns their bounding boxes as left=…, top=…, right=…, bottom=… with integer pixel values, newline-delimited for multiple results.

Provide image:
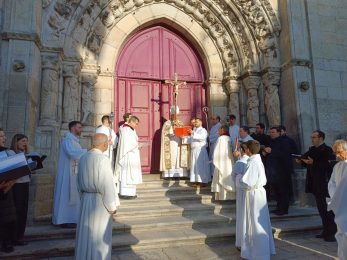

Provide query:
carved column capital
left=225, top=78, right=241, bottom=94
left=242, top=75, right=261, bottom=91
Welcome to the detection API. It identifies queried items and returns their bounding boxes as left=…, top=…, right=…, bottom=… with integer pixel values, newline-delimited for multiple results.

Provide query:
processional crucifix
left=165, top=73, right=187, bottom=122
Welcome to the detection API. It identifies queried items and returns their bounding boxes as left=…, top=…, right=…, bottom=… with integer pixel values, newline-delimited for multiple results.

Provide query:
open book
left=0, top=152, right=31, bottom=181
left=26, top=152, right=47, bottom=170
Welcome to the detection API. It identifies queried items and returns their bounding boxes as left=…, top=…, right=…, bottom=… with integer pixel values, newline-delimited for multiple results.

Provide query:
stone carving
left=243, top=76, right=260, bottom=126
left=40, top=56, right=60, bottom=123
left=63, top=65, right=80, bottom=123
left=81, top=74, right=97, bottom=125
left=225, top=79, right=240, bottom=119
left=42, top=0, right=52, bottom=9
left=263, top=71, right=281, bottom=126
left=12, top=60, right=25, bottom=72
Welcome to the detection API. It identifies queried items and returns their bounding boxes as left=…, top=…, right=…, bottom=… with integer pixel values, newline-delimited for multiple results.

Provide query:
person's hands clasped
left=301, top=156, right=313, bottom=165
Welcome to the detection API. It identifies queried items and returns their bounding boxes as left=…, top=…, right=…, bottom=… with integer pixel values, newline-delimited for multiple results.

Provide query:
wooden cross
left=165, top=73, right=187, bottom=121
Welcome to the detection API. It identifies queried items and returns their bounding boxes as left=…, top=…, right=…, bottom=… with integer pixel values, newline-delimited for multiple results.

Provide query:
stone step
left=26, top=206, right=319, bottom=241
left=0, top=214, right=323, bottom=259
left=136, top=185, right=212, bottom=196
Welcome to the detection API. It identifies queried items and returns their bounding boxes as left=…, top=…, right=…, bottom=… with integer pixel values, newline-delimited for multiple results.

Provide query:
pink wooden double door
left=115, top=26, right=206, bottom=173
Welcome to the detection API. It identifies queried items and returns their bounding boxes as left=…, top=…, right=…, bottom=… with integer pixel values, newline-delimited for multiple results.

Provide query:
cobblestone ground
left=110, top=232, right=338, bottom=260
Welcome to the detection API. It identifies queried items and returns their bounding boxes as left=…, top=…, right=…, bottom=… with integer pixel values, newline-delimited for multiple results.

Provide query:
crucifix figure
left=165, top=73, right=187, bottom=121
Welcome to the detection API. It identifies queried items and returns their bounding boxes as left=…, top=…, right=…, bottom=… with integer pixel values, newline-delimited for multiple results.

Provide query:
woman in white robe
left=75, top=135, right=119, bottom=260
left=328, top=139, right=347, bottom=260
left=233, top=143, right=249, bottom=249
left=211, top=125, right=235, bottom=200
left=189, top=118, right=211, bottom=184
left=239, top=140, right=275, bottom=260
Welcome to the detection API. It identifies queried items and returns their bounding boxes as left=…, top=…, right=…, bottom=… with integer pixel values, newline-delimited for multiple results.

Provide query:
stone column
left=262, top=70, right=281, bottom=127
left=243, top=76, right=261, bottom=127
left=225, top=78, right=241, bottom=124
left=81, top=73, right=98, bottom=126
left=207, top=78, right=227, bottom=122
left=62, top=63, right=81, bottom=124
left=40, top=54, right=61, bottom=125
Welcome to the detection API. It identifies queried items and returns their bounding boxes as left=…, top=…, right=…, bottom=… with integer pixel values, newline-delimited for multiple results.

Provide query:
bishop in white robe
left=233, top=151, right=249, bottom=248
left=75, top=134, right=119, bottom=260
left=239, top=140, right=275, bottom=260
left=53, top=125, right=87, bottom=225
left=189, top=118, right=211, bottom=184
left=115, top=117, right=142, bottom=197
left=160, top=114, right=189, bottom=178
left=328, top=140, right=347, bottom=259
left=211, top=127, right=235, bottom=200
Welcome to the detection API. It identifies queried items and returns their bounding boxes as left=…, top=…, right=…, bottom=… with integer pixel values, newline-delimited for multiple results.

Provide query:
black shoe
left=1, top=245, right=14, bottom=253
left=315, top=232, right=325, bottom=239
left=274, top=211, right=288, bottom=216
left=59, top=223, right=77, bottom=229
left=324, top=236, right=336, bottom=242
left=120, top=195, right=137, bottom=200
left=13, top=240, right=28, bottom=246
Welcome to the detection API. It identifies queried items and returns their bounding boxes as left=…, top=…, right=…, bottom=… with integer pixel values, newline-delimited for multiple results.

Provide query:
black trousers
left=12, top=182, right=29, bottom=241
left=0, top=221, right=16, bottom=247
left=314, top=193, right=337, bottom=237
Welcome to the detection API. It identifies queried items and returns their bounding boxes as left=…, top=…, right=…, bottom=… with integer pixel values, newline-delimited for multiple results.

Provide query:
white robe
left=328, top=160, right=347, bottom=260
left=52, top=132, right=87, bottom=225
left=95, top=125, right=118, bottom=168
left=240, top=154, right=276, bottom=260
left=233, top=154, right=249, bottom=248
left=211, top=135, right=235, bottom=200
left=75, top=149, right=119, bottom=260
left=189, top=126, right=211, bottom=183
left=209, top=122, right=222, bottom=174
left=160, top=120, right=188, bottom=178
left=115, top=125, right=142, bottom=196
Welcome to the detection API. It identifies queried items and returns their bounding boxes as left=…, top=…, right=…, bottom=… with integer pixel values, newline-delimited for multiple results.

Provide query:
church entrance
left=115, top=26, right=206, bottom=173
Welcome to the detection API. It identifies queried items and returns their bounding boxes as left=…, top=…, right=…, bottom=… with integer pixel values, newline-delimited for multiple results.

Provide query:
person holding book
left=0, top=128, right=17, bottom=253
left=10, top=134, right=31, bottom=246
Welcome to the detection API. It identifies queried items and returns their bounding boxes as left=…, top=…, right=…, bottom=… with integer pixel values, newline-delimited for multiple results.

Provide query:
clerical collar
left=123, top=123, right=134, bottom=130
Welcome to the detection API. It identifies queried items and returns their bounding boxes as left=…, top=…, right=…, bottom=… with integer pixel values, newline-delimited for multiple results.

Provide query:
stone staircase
left=0, top=174, right=322, bottom=259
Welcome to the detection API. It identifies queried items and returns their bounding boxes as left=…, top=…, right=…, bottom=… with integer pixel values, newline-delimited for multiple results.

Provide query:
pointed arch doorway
left=115, top=26, right=206, bottom=173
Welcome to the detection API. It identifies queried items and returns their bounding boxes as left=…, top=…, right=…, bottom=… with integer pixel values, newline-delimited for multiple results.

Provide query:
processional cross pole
left=165, top=73, right=187, bottom=122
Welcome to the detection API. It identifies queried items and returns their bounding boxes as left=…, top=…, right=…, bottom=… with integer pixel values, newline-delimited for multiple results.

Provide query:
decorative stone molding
left=243, top=75, right=261, bottom=127
left=225, top=78, right=241, bottom=120
left=281, top=59, right=313, bottom=71
left=12, top=60, right=25, bottom=72
left=262, top=70, right=281, bottom=126
left=62, top=63, right=81, bottom=123
left=1, top=32, right=42, bottom=49
left=81, top=73, right=98, bottom=125
left=40, top=54, right=61, bottom=125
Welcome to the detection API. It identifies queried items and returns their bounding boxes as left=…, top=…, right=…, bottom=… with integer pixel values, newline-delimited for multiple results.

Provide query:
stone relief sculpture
left=81, top=74, right=97, bottom=125
left=63, top=65, right=80, bottom=123
left=40, top=56, right=60, bottom=123
left=225, top=79, right=240, bottom=119
left=263, top=71, right=281, bottom=126
left=246, top=88, right=259, bottom=126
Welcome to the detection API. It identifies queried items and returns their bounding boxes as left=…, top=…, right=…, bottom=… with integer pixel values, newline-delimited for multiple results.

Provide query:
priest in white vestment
left=115, top=116, right=142, bottom=198
left=75, top=133, right=119, bottom=260
left=52, top=121, right=87, bottom=227
left=239, top=140, right=275, bottom=260
left=188, top=118, right=211, bottom=185
left=233, top=143, right=249, bottom=249
left=211, top=125, right=235, bottom=200
left=95, top=115, right=118, bottom=169
left=328, top=140, right=347, bottom=260
left=209, top=115, right=222, bottom=175
left=160, top=106, right=189, bottom=178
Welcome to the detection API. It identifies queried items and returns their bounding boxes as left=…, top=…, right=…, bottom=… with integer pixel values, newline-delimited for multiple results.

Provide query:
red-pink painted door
left=115, top=26, right=205, bottom=173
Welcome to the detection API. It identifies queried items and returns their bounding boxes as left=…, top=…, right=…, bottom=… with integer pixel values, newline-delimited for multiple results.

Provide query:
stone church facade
left=0, top=0, right=346, bottom=221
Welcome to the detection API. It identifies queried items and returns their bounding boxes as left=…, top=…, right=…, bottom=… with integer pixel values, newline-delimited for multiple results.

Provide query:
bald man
left=75, top=133, right=119, bottom=260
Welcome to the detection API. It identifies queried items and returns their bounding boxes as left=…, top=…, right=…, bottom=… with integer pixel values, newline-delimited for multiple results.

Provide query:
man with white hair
left=328, top=139, right=347, bottom=259
left=160, top=106, right=189, bottom=178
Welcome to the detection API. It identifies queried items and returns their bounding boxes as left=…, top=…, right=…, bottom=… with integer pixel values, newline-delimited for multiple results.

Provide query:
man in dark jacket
left=263, top=126, right=292, bottom=215
left=298, top=130, right=337, bottom=241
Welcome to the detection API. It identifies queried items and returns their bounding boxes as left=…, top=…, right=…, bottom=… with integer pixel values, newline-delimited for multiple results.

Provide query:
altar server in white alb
left=160, top=106, right=189, bottom=178
left=239, top=140, right=275, bottom=260
left=95, top=115, right=118, bottom=168
left=115, top=116, right=142, bottom=199
left=52, top=121, right=87, bottom=228
left=209, top=115, right=222, bottom=174
left=75, top=133, right=119, bottom=260
left=328, top=139, right=347, bottom=260
left=233, top=143, right=249, bottom=250
left=188, top=118, right=210, bottom=186
left=211, top=125, right=235, bottom=200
